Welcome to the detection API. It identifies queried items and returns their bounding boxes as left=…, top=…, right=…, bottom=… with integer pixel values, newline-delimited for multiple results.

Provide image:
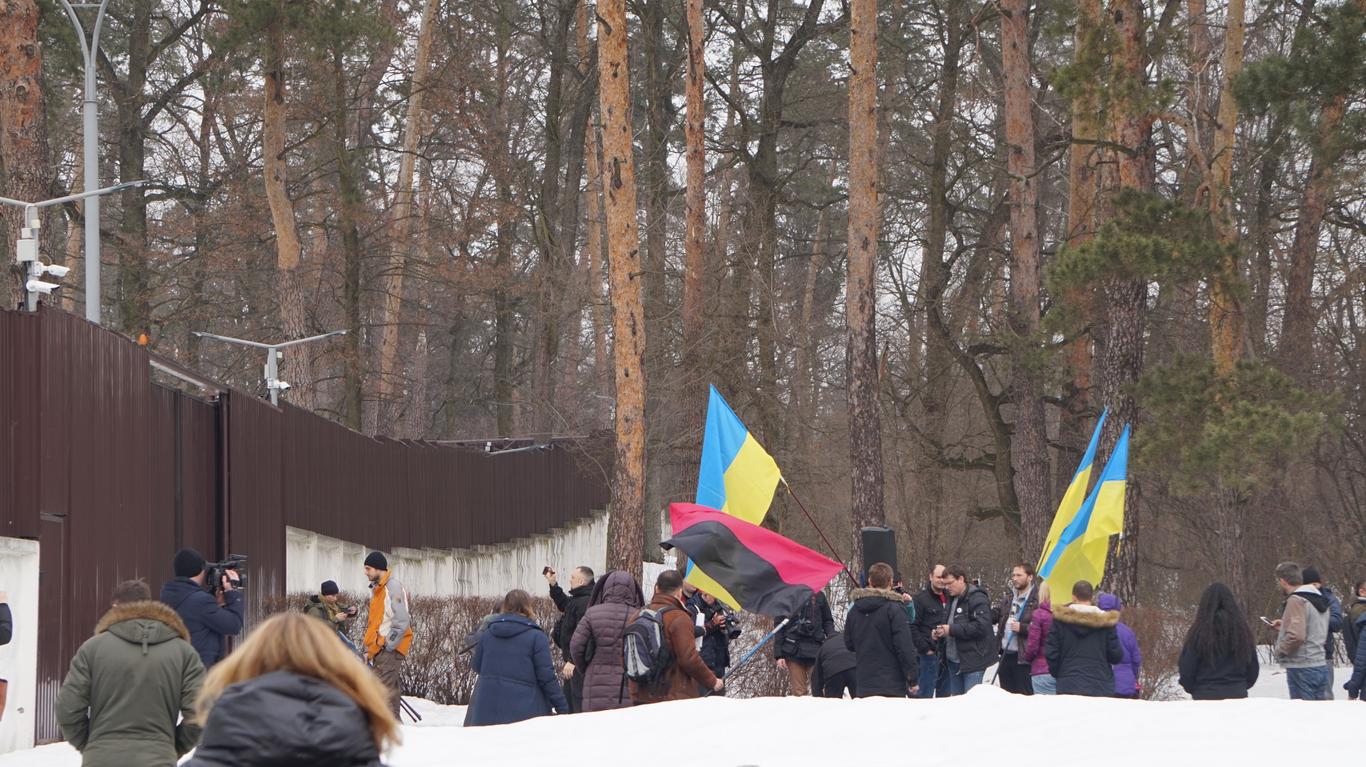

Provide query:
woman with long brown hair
left=185, top=612, right=399, bottom=766
left=466, top=589, right=568, bottom=726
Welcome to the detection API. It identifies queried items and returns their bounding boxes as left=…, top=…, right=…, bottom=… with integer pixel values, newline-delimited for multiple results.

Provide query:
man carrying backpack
left=627, top=570, right=723, bottom=704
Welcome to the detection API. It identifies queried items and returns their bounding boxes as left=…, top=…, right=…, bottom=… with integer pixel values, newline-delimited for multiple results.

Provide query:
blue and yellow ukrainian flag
left=1037, top=410, right=1107, bottom=573
left=695, top=385, right=782, bottom=525
left=689, top=386, right=783, bottom=606
left=1040, top=425, right=1131, bottom=597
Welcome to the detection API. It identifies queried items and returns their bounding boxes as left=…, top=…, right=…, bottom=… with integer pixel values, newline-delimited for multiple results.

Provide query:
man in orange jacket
left=363, top=551, right=413, bottom=716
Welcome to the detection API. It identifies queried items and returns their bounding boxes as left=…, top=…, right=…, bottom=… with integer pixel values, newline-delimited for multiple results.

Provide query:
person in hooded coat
left=466, top=589, right=568, bottom=727
left=56, top=580, right=205, bottom=767
left=185, top=612, right=398, bottom=767
left=570, top=570, right=645, bottom=712
left=844, top=563, right=919, bottom=698
left=1178, top=583, right=1259, bottom=700
left=1022, top=583, right=1056, bottom=694
left=1097, top=593, right=1141, bottom=697
left=1045, top=580, right=1124, bottom=697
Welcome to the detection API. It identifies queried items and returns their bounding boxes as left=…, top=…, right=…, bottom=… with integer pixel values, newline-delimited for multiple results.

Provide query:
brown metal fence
left=0, top=308, right=611, bottom=742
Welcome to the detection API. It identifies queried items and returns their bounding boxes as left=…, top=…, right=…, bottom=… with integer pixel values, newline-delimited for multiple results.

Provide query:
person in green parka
left=303, top=580, right=353, bottom=627
left=56, top=579, right=205, bottom=767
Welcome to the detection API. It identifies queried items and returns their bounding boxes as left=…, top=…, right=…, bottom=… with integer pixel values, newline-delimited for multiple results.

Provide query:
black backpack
left=622, top=606, right=677, bottom=687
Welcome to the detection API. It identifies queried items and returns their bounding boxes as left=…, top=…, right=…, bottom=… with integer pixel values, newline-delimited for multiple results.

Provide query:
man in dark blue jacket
left=160, top=548, right=244, bottom=669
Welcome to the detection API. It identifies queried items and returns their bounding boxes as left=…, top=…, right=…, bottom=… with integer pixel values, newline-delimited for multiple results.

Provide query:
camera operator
left=774, top=590, right=834, bottom=696
left=304, top=580, right=356, bottom=632
left=160, top=548, right=244, bottom=669
left=685, top=588, right=740, bottom=692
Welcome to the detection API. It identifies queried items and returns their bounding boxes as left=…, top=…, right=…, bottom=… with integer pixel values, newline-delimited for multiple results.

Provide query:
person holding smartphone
left=545, top=564, right=595, bottom=712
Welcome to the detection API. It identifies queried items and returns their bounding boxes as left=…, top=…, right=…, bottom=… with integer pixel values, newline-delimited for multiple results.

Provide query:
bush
left=1124, top=605, right=1188, bottom=700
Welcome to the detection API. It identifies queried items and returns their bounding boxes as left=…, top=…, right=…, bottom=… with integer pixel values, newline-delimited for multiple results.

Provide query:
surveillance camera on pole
left=193, top=330, right=346, bottom=406
left=2, top=180, right=147, bottom=313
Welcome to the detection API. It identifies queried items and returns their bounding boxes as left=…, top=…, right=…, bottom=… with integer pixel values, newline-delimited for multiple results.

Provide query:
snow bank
left=5, top=681, right=1360, bottom=767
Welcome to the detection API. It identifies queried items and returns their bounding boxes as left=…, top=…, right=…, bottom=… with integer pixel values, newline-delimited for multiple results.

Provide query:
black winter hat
left=364, top=551, right=388, bottom=571
left=1302, top=567, right=1322, bottom=585
left=321, top=580, right=340, bottom=596
left=174, top=548, right=206, bottom=578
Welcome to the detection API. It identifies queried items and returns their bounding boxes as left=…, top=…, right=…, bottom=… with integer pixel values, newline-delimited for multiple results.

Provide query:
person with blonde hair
left=466, top=589, right=568, bottom=726
left=185, top=612, right=399, bottom=766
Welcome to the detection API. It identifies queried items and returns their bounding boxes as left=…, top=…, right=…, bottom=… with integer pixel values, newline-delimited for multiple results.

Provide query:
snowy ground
left=3, top=665, right=1360, bottom=767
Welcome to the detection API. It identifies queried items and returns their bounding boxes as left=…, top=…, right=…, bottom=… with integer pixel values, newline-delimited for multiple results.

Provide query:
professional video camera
left=205, top=555, right=248, bottom=591
left=719, top=610, right=742, bottom=641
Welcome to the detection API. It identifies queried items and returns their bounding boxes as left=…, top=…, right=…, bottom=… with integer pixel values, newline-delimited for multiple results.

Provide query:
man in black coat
left=1044, top=579, right=1124, bottom=696
left=844, top=563, right=919, bottom=698
left=934, top=565, right=995, bottom=695
left=159, top=548, right=244, bottom=669
left=775, top=590, right=835, bottom=696
left=812, top=632, right=858, bottom=697
left=686, top=589, right=738, bottom=685
left=546, top=565, right=595, bottom=712
left=911, top=564, right=950, bottom=697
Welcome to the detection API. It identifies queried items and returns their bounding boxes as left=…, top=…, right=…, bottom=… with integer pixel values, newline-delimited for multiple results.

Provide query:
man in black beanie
left=363, top=551, right=412, bottom=717
left=159, top=548, right=244, bottom=668
left=304, top=580, right=354, bottom=632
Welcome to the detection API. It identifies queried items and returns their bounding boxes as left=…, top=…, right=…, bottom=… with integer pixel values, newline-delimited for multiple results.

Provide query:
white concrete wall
left=0, top=538, right=39, bottom=753
left=286, top=510, right=609, bottom=598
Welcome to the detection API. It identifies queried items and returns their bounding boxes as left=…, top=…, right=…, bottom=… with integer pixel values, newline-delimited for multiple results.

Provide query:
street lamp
left=192, top=330, right=347, bottom=406
left=59, top=0, right=112, bottom=324
left=1, top=181, right=145, bottom=312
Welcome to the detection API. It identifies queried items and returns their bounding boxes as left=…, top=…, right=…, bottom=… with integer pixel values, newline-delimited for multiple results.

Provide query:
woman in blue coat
left=466, top=589, right=568, bottom=727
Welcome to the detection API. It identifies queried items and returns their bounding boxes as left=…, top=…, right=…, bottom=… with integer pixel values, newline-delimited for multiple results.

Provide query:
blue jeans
left=1031, top=673, right=1057, bottom=695
left=917, top=653, right=950, bottom=698
left=945, top=660, right=983, bottom=695
left=1287, top=666, right=1330, bottom=701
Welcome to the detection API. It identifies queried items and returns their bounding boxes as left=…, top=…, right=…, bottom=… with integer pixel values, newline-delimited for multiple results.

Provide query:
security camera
left=26, top=279, right=60, bottom=295
left=266, top=379, right=291, bottom=392
left=41, top=263, right=71, bottom=279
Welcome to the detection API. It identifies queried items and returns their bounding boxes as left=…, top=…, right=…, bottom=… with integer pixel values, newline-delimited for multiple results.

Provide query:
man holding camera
left=774, top=590, right=834, bottom=696
left=304, top=580, right=355, bottom=631
left=159, top=548, right=244, bottom=669
left=686, top=588, right=740, bottom=691
left=545, top=565, right=594, bottom=712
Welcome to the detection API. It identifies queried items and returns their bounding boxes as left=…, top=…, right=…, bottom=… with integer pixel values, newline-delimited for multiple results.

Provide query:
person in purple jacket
left=1098, top=593, right=1141, bottom=697
left=1022, top=582, right=1055, bottom=694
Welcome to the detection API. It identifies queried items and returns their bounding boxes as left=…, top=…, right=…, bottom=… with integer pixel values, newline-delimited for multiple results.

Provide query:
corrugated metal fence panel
left=3, top=307, right=611, bottom=744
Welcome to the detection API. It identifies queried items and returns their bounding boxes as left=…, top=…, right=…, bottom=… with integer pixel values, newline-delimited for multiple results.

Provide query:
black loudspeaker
left=860, top=526, right=898, bottom=584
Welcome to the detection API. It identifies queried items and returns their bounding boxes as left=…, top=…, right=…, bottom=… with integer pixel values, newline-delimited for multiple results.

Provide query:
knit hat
left=1302, top=567, right=1322, bottom=585
left=173, top=548, right=206, bottom=578
left=320, top=580, right=339, bottom=596
left=364, top=551, right=388, bottom=571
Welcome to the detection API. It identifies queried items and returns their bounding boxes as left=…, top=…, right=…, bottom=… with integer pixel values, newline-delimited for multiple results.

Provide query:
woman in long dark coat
left=465, top=590, right=568, bottom=727
left=569, top=570, right=643, bottom=712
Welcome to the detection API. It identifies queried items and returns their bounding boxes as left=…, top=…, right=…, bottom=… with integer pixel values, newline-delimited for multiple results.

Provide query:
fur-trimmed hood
left=1053, top=602, right=1120, bottom=629
left=96, top=600, right=191, bottom=645
left=851, top=588, right=906, bottom=615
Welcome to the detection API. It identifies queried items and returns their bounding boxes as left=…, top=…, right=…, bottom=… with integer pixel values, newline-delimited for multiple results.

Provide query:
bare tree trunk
left=580, top=1, right=610, bottom=412
left=0, top=0, right=52, bottom=310
left=1057, top=0, right=1102, bottom=500
left=263, top=6, right=314, bottom=409
left=375, top=0, right=439, bottom=428
left=681, top=0, right=706, bottom=409
left=115, top=0, right=153, bottom=334
left=1207, top=0, right=1246, bottom=373
left=1281, top=93, right=1348, bottom=382
left=847, top=0, right=884, bottom=574
left=492, top=19, right=516, bottom=436
left=1003, top=0, right=1051, bottom=558
left=1099, top=0, right=1151, bottom=604
left=599, top=0, right=647, bottom=579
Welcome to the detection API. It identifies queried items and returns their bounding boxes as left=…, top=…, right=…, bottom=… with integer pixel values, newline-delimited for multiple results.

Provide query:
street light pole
left=192, top=330, right=347, bottom=406
left=60, top=0, right=112, bottom=324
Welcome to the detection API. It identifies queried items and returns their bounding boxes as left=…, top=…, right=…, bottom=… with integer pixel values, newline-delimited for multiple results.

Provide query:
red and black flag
left=661, top=503, right=843, bottom=618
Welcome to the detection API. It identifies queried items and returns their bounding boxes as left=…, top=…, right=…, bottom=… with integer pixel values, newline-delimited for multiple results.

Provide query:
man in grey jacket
left=1271, top=561, right=1332, bottom=700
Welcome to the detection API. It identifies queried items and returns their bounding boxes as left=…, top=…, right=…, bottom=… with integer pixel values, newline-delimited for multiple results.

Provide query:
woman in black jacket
left=187, top=613, right=398, bottom=766
left=1178, top=583, right=1259, bottom=700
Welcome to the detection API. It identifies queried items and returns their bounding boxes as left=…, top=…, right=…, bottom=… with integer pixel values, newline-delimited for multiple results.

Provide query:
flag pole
left=782, top=479, right=861, bottom=588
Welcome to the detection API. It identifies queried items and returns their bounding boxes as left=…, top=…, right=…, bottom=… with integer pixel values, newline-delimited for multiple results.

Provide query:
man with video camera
left=159, top=548, right=244, bottom=669
left=685, top=587, right=741, bottom=692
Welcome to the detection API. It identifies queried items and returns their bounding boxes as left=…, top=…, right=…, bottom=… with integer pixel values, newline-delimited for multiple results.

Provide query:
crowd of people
left=26, top=549, right=1366, bottom=766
